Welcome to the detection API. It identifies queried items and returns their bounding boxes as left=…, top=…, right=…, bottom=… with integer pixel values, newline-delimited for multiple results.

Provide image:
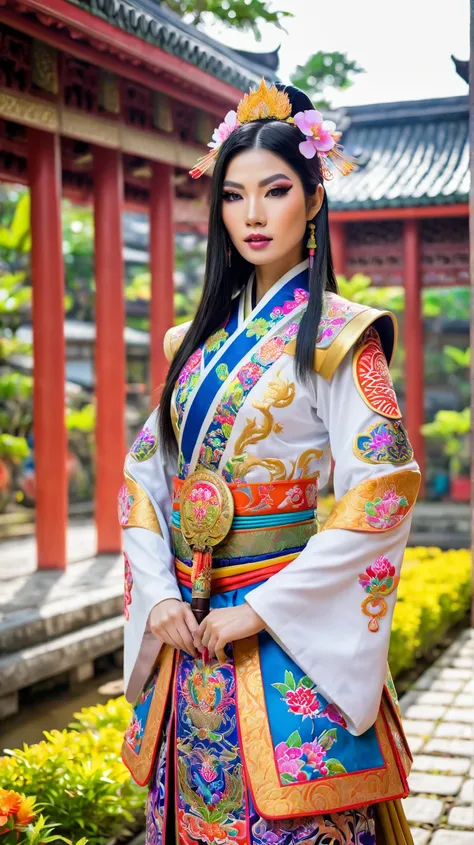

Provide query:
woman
left=120, top=79, right=421, bottom=845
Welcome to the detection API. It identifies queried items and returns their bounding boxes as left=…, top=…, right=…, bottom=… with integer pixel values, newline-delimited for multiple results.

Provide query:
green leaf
left=318, top=728, right=338, bottom=750
left=286, top=730, right=302, bottom=748
left=325, top=758, right=347, bottom=775
left=271, top=683, right=290, bottom=696
left=299, top=675, right=314, bottom=689
left=280, top=772, right=296, bottom=783
left=284, top=670, right=296, bottom=690
left=222, top=423, right=233, bottom=439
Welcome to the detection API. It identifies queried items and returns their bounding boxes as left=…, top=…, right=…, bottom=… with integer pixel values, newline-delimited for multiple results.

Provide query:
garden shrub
left=389, top=546, right=471, bottom=677
left=0, top=546, right=470, bottom=843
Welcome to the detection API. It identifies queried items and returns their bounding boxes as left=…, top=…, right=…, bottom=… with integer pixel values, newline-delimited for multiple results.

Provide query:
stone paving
left=400, top=628, right=474, bottom=844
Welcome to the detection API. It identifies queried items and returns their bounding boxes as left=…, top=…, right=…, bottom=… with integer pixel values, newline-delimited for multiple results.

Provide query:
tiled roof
left=326, top=96, right=469, bottom=210
left=70, top=0, right=279, bottom=91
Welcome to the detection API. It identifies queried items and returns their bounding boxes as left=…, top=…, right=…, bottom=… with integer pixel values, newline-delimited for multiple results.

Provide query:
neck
left=255, top=245, right=306, bottom=304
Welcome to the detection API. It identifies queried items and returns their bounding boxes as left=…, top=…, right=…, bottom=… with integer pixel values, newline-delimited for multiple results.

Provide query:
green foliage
left=0, top=699, right=144, bottom=845
left=290, top=51, right=364, bottom=109
left=66, top=404, right=96, bottom=433
left=443, top=345, right=470, bottom=371
left=0, top=193, right=31, bottom=253
left=162, top=0, right=292, bottom=38
left=389, top=547, right=471, bottom=677
left=421, top=408, right=470, bottom=475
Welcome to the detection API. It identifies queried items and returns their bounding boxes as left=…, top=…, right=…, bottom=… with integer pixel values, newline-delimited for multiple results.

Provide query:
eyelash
left=222, top=186, right=292, bottom=202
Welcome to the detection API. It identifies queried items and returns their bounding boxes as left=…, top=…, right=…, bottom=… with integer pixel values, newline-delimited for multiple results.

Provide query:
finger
left=158, top=628, right=181, bottom=651
left=193, top=625, right=205, bottom=653
left=175, top=617, right=198, bottom=657
left=207, top=634, right=218, bottom=660
left=216, top=642, right=227, bottom=664
left=201, top=624, right=212, bottom=650
left=183, top=604, right=199, bottom=636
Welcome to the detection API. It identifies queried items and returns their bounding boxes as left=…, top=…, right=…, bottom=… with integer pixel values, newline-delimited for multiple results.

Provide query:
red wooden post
left=330, top=221, right=347, bottom=277
left=29, top=129, right=67, bottom=570
left=404, top=219, right=425, bottom=490
left=150, top=161, right=175, bottom=403
left=93, top=146, right=126, bottom=553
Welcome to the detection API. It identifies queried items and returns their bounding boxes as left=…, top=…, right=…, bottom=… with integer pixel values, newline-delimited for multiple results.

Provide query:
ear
left=306, top=184, right=324, bottom=221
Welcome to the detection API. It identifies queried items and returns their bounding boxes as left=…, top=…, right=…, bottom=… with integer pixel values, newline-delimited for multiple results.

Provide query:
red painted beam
left=29, top=129, right=68, bottom=569
left=149, top=161, right=174, bottom=403
left=404, top=219, right=425, bottom=493
left=330, top=220, right=347, bottom=277
left=329, top=204, right=469, bottom=222
left=93, top=146, right=126, bottom=553
left=10, top=0, right=243, bottom=110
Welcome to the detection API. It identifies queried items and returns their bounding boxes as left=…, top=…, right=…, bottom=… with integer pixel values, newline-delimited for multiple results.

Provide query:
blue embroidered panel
left=259, top=633, right=384, bottom=784
left=124, top=666, right=159, bottom=754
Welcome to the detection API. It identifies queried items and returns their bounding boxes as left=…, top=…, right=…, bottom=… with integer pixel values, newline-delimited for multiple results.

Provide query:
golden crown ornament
left=189, top=77, right=357, bottom=181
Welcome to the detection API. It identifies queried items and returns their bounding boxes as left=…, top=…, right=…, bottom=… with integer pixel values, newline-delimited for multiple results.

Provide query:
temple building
left=0, top=0, right=470, bottom=567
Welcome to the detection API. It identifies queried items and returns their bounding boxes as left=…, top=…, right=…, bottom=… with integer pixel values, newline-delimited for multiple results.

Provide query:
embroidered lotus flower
left=208, top=110, right=239, bottom=150
left=285, top=686, right=320, bottom=716
left=294, top=109, right=336, bottom=159
left=371, top=429, right=394, bottom=449
left=118, top=482, right=133, bottom=526
left=189, top=485, right=214, bottom=502
left=366, top=556, right=396, bottom=582
left=192, top=505, right=207, bottom=522
left=365, top=487, right=408, bottom=529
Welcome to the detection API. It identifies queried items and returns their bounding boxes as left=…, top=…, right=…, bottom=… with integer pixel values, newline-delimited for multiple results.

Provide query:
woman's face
left=221, top=148, right=323, bottom=270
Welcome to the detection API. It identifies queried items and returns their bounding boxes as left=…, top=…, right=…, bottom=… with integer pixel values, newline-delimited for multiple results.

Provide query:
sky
left=201, top=0, right=469, bottom=108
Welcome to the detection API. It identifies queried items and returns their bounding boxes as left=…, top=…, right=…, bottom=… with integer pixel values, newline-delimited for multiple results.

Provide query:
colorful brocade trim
left=118, top=472, right=162, bottom=534
left=322, top=469, right=421, bottom=533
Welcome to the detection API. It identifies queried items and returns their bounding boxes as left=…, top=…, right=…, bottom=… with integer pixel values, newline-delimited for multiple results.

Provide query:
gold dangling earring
left=306, top=223, right=317, bottom=270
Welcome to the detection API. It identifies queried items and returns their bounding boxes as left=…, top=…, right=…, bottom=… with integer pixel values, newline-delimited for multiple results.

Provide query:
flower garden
left=0, top=545, right=470, bottom=844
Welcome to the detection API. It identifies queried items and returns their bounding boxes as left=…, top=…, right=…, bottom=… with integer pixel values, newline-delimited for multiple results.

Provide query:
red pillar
left=93, top=147, right=126, bottom=553
left=150, top=161, right=175, bottom=401
left=29, top=129, right=67, bottom=570
left=404, top=220, right=425, bottom=490
left=330, top=221, right=347, bottom=277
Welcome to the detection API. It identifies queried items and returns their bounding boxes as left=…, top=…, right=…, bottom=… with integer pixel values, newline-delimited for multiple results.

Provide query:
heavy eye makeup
left=222, top=183, right=293, bottom=202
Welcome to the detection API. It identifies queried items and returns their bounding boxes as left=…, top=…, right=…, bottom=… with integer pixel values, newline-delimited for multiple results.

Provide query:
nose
left=245, top=194, right=266, bottom=228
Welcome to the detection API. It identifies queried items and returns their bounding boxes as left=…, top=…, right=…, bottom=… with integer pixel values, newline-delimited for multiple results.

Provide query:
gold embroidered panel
left=233, top=637, right=408, bottom=817
left=121, top=645, right=175, bottom=786
left=322, top=470, right=421, bottom=533
left=119, top=472, right=162, bottom=534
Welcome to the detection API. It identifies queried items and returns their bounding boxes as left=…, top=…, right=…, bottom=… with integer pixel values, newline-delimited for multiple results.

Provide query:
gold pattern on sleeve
left=322, top=469, right=421, bottom=533
left=120, top=471, right=163, bottom=535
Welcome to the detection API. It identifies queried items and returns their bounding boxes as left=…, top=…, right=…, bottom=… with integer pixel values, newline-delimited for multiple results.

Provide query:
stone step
left=0, top=586, right=123, bottom=654
left=0, top=615, right=124, bottom=705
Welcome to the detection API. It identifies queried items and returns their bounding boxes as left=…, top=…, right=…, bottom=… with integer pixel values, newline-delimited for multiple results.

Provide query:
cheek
left=273, top=195, right=307, bottom=238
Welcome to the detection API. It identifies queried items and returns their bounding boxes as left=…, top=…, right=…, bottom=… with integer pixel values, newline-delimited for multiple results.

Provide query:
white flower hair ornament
left=189, top=78, right=357, bottom=181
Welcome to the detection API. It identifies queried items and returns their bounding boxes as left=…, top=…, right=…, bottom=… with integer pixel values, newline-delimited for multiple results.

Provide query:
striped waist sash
left=172, top=475, right=318, bottom=592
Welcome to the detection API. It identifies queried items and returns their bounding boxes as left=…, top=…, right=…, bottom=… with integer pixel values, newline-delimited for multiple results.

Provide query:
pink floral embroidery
left=364, top=487, right=408, bottom=530
left=189, top=485, right=213, bottom=502
left=306, top=483, right=318, bottom=508
left=118, top=483, right=133, bottom=526
left=285, top=686, right=321, bottom=717
left=124, top=552, right=133, bottom=621
left=279, top=485, right=305, bottom=509
left=255, top=336, right=285, bottom=365
left=358, top=555, right=399, bottom=632
left=125, top=715, right=142, bottom=751
left=237, top=362, right=261, bottom=388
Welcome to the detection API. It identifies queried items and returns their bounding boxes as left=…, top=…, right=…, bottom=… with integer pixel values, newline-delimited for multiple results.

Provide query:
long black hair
left=159, top=83, right=338, bottom=454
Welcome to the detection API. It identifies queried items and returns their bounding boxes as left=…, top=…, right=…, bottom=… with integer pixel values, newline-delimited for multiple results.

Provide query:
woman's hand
left=194, top=604, right=265, bottom=663
left=149, top=599, right=199, bottom=657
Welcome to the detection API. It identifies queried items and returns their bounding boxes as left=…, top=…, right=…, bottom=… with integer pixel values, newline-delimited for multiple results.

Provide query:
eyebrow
left=222, top=173, right=292, bottom=189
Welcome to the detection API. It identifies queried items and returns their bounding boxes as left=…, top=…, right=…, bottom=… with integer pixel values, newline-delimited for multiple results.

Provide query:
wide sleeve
left=120, top=408, right=182, bottom=703
left=245, top=329, right=421, bottom=735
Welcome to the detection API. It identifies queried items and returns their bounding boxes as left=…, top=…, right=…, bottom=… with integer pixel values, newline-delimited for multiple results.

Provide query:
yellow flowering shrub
left=389, top=546, right=471, bottom=678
